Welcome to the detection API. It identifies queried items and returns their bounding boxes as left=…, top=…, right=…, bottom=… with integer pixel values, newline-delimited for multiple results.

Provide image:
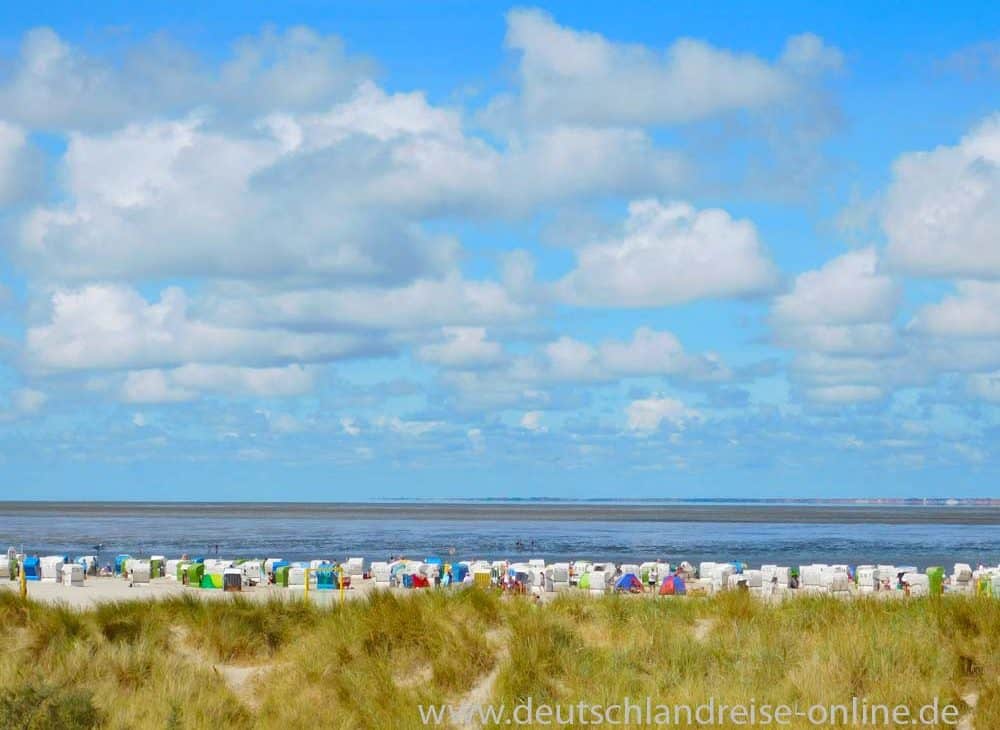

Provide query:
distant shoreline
left=2, top=501, right=999, bottom=524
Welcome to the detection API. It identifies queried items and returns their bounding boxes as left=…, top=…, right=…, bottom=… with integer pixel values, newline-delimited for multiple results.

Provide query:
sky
left=1, top=2, right=999, bottom=500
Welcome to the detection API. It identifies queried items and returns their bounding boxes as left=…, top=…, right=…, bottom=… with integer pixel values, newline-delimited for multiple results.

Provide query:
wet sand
left=3, top=501, right=999, bottom=524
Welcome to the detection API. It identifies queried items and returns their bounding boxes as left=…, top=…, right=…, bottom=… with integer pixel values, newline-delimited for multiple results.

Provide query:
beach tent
left=925, top=567, right=944, bottom=596
left=315, top=567, right=337, bottom=590
left=453, top=563, right=470, bottom=583
left=0, top=557, right=9, bottom=578
left=62, top=563, right=84, bottom=587
left=240, top=561, right=264, bottom=586
left=370, top=561, right=390, bottom=584
left=264, top=558, right=283, bottom=575
left=200, top=574, right=223, bottom=589
left=614, top=573, right=643, bottom=592
left=345, top=557, right=365, bottom=582
left=711, top=564, right=735, bottom=592
left=129, top=561, right=151, bottom=584
left=546, top=562, right=570, bottom=592
left=659, top=575, right=686, bottom=595
left=114, top=555, right=131, bottom=575
left=902, top=572, right=929, bottom=596
left=186, top=563, right=205, bottom=587
left=389, top=561, right=409, bottom=585
left=287, top=567, right=308, bottom=589
left=223, top=568, right=242, bottom=592
left=744, top=569, right=763, bottom=590
left=23, top=557, right=40, bottom=581
left=40, top=556, right=64, bottom=583
left=588, top=570, right=608, bottom=594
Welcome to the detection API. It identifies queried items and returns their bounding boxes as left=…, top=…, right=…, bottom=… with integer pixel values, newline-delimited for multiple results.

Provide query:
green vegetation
left=0, top=589, right=997, bottom=728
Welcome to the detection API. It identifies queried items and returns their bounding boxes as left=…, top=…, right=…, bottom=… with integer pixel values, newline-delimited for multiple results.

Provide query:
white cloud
left=121, top=364, right=316, bottom=403
left=375, top=416, right=442, bottom=436
left=520, top=410, right=546, bottom=432
left=559, top=200, right=778, bottom=307
left=883, top=114, right=1000, bottom=278
left=26, top=284, right=378, bottom=372
left=11, top=387, right=46, bottom=414
left=17, top=80, right=686, bottom=289
left=910, top=281, right=1000, bottom=338
left=417, top=327, right=504, bottom=368
left=773, top=248, right=898, bottom=326
left=0, top=121, right=42, bottom=204
left=340, top=417, right=361, bottom=436
left=772, top=249, right=901, bottom=401
left=496, top=9, right=841, bottom=126
left=121, top=370, right=194, bottom=403
left=805, top=384, right=885, bottom=404
left=467, top=428, right=485, bottom=451
left=0, top=26, right=373, bottom=130
left=598, top=326, right=728, bottom=379
left=505, top=327, right=728, bottom=386
left=19, top=113, right=456, bottom=283
left=967, top=371, right=1000, bottom=402
left=204, top=274, right=533, bottom=333
left=626, top=396, right=699, bottom=433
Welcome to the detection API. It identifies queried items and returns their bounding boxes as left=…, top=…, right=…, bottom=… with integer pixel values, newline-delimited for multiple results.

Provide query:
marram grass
left=0, top=589, right=997, bottom=728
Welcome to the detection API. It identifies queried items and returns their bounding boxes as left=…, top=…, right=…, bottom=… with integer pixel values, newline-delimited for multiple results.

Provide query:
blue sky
left=1, top=3, right=999, bottom=499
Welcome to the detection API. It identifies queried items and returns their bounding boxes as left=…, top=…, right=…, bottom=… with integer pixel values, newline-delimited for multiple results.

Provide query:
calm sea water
left=1, top=502, right=998, bottom=568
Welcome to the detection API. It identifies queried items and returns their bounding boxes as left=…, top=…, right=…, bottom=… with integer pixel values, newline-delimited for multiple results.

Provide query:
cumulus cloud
left=771, top=249, right=902, bottom=402
left=18, top=111, right=457, bottom=283
left=493, top=9, right=841, bottom=127
left=375, top=416, right=442, bottom=437
left=772, top=248, right=900, bottom=356
left=0, top=121, right=42, bottom=204
left=520, top=410, right=546, bottom=432
left=883, top=114, right=1000, bottom=278
left=26, top=285, right=381, bottom=372
left=0, top=387, right=47, bottom=420
left=531, top=327, right=728, bottom=383
left=417, top=327, right=504, bottom=368
left=18, top=82, right=688, bottom=285
left=121, top=364, right=316, bottom=403
left=626, top=396, right=699, bottom=433
left=967, top=371, right=1000, bottom=402
left=910, top=281, right=1000, bottom=338
left=0, top=26, right=374, bottom=130
left=205, top=275, right=533, bottom=333
left=439, top=327, right=724, bottom=412
left=559, top=200, right=778, bottom=307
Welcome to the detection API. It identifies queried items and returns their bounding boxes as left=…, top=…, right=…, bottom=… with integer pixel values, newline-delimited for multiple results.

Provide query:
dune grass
left=0, top=589, right=997, bottom=728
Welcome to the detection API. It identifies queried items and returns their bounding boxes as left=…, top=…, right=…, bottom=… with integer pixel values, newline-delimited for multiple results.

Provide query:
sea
left=1, top=500, right=998, bottom=569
